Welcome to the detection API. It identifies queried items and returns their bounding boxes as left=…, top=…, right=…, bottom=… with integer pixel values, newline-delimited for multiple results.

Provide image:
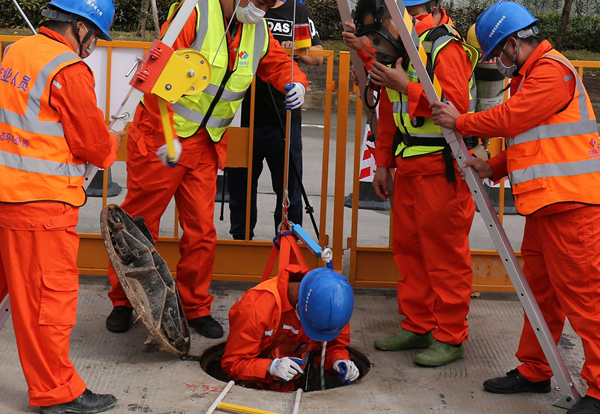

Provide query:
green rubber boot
left=374, top=329, right=433, bottom=351
left=414, top=340, right=465, bottom=367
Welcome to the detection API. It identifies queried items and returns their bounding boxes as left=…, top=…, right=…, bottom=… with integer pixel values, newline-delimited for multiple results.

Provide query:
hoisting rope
left=281, top=0, right=298, bottom=233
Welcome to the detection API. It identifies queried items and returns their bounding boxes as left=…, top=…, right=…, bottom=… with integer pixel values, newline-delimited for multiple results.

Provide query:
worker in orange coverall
left=221, top=265, right=358, bottom=391
left=105, top=0, right=308, bottom=338
left=432, top=2, right=600, bottom=413
left=349, top=0, right=477, bottom=367
left=0, top=0, right=125, bottom=413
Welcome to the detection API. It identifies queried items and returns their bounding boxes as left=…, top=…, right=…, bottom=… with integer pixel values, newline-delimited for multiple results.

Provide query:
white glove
left=284, top=83, right=306, bottom=110
left=269, top=357, right=305, bottom=382
left=156, top=138, right=182, bottom=167
left=333, top=359, right=360, bottom=383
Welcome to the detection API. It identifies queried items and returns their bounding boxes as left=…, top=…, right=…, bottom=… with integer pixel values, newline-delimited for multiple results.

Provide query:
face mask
left=78, top=24, right=97, bottom=58
left=235, top=0, right=265, bottom=24
left=496, top=55, right=517, bottom=78
left=84, top=36, right=98, bottom=56
left=495, top=39, right=520, bottom=78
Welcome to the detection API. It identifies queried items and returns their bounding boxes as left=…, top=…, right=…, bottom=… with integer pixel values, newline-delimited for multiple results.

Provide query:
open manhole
left=200, top=342, right=371, bottom=392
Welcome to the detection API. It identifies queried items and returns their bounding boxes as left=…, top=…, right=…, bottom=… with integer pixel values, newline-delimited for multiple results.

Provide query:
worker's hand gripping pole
left=381, top=0, right=580, bottom=407
left=83, top=0, right=201, bottom=189
left=334, top=0, right=378, bottom=136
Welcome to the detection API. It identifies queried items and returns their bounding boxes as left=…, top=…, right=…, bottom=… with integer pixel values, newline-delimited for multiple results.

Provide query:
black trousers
left=227, top=122, right=303, bottom=239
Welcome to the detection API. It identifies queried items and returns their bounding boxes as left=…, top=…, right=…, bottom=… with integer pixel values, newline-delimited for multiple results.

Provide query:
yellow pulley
left=152, top=49, right=211, bottom=163
left=151, top=48, right=211, bottom=103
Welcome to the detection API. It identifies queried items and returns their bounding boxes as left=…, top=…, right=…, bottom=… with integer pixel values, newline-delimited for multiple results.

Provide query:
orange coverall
left=0, top=28, right=117, bottom=406
left=107, top=10, right=307, bottom=319
left=370, top=12, right=475, bottom=345
left=221, top=265, right=351, bottom=391
left=456, top=40, right=600, bottom=399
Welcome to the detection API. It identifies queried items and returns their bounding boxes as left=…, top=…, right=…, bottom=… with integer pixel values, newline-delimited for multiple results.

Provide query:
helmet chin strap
left=71, top=18, right=94, bottom=57
left=501, top=37, right=521, bottom=67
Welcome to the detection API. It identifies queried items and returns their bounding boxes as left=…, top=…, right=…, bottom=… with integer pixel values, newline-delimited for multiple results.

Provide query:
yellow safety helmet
left=467, top=24, right=480, bottom=50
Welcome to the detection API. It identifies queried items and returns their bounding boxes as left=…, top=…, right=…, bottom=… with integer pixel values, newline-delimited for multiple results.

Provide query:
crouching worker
left=221, top=265, right=358, bottom=391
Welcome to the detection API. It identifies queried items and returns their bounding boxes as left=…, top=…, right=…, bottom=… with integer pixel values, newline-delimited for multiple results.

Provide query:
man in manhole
left=221, top=266, right=359, bottom=391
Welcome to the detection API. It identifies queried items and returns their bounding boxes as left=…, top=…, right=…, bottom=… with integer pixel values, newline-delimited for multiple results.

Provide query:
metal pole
left=291, top=388, right=303, bottom=414
left=0, top=294, right=11, bottom=331
left=11, top=0, right=36, bottom=34
left=206, top=380, right=235, bottom=414
left=381, top=0, right=580, bottom=408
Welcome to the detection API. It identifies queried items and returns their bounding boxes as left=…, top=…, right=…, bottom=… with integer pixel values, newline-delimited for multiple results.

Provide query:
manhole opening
left=200, top=342, right=371, bottom=392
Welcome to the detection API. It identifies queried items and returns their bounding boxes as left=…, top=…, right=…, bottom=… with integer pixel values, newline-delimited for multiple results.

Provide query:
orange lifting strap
left=261, top=232, right=309, bottom=282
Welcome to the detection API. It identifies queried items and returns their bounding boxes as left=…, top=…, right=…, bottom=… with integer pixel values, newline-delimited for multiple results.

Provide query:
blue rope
left=272, top=231, right=296, bottom=250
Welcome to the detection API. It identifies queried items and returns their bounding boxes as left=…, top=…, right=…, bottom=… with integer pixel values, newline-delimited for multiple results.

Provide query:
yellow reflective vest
left=167, top=0, right=269, bottom=142
left=386, top=25, right=478, bottom=158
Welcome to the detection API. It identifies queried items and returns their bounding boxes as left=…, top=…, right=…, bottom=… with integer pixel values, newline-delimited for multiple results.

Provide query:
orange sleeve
left=220, top=291, right=277, bottom=383
left=323, top=324, right=351, bottom=370
left=256, top=31, right=308, bottom=93
left=50, top=63, right=117, bottom=169
left=407, top=40, right=472, bottom=118
left=455, top=59, right=575, bottom=139
left=487, top=150, right=508, bottom=182
left=370, top=89, right=397, bottom=169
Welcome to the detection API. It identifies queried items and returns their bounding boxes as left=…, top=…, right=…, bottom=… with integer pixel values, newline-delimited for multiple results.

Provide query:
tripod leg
left=0, top=294, right=10, bottom=331
left=220, top=169, right=227, bottom=221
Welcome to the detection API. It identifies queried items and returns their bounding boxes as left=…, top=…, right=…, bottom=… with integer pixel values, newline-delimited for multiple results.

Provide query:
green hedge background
left=2, top=0, right=600, bottom=51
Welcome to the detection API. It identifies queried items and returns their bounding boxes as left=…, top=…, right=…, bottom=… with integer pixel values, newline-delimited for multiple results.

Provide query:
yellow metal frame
left=2, top=34, right=599, bottom=291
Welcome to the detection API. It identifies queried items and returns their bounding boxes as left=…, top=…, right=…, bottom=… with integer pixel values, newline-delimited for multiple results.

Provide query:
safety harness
left=394, top=24, right=479, bottom=183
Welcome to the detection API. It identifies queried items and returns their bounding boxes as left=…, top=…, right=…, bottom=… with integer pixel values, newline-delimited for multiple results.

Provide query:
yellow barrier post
left=332, top=51, right=351, bottom=272
left=319, top=50, right=335, bottom=247
left=348, top=85, right=363, bottom=285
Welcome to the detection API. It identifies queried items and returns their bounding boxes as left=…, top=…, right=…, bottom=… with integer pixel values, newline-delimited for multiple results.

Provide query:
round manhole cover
left=200, top=342, right=370, bottom=392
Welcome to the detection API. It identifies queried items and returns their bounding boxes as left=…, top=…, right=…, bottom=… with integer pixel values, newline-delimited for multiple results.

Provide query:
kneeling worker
left=221, top=266, right=358, bottom=391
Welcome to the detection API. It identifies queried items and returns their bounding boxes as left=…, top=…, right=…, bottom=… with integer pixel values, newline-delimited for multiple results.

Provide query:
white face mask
left=496, top=55, right=517, bottom=78
left=78, top=24, right=97, bottom=58
left=235, top=0, right=265, bottom=24
left=496, top=39, right=519, bottom=78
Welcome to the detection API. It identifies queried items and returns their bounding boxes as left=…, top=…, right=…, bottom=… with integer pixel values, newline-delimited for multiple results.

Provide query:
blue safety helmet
left=475, top=1, right=538, bottom=62
left=403, top=0, right=431, bottom=6
left=47, top=0, right=115, bottom=41
left=298, top=268, right=354, bottom=342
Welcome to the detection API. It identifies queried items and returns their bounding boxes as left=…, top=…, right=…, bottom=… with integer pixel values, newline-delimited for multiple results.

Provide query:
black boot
left=105, top=306, right=133, bottom=333
left=40, top=389, right=117, bottom=414
left=187, top=315, right=224, bottom=338
left=567, top=396, right=600, bottom=414
left=483, top=369, right=551, bottom=394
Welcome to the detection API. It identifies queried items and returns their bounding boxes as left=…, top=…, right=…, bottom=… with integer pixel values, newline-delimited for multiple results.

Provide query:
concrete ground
left=0, top=281, right=586, bottom=414
left=0, top=110, right=587, bottom=414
